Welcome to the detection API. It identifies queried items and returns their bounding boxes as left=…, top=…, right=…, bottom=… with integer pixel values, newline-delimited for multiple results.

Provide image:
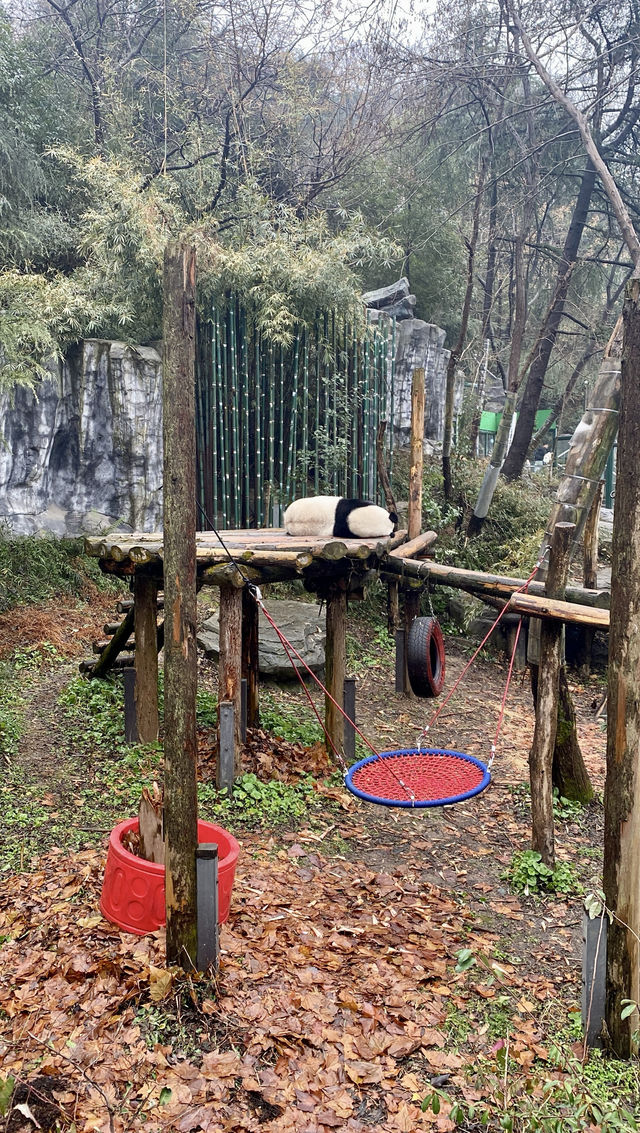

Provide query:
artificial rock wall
left=0, top=340, right=163, bottom=536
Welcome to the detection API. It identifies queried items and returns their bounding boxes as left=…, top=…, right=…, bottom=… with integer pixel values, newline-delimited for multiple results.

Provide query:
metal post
left=218, top=701, right=235, bottom=793
left=343, top=678, right=356, bottom=763
left=582, top=910, right=607, bottom=1047
left=395, top=629, right=407, bottom=693
left=196, top=843, right=219, bottom=972
left=240, top=678, right=248, bottom=743
left=123, top=666, right=139, bottom=742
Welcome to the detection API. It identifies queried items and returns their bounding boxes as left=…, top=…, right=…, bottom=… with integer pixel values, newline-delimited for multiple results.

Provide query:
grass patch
left=0, top=530, right=120, bottom=614
left=199, top=772, right=315, bottom=829
left=260, top=688, right=324, bottom=747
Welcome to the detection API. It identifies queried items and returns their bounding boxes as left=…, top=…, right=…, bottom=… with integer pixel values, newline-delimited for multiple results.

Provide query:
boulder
left=198, top=599, right=326, bottom=678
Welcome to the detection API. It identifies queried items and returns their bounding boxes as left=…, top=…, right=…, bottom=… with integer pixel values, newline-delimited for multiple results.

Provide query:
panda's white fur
left=284, top=496, right=397, bottom=538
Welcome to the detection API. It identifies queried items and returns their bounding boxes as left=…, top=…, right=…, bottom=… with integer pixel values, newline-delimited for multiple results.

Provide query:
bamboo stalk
left=285, top=329, right=300, bottom=502
left=278, top=343, right=285, bottom=512
left=301, top=326, right=309, bottom=497
left=230, top=297, right=240, bottom=528
left=268, top=341, right=275, bottom=521
left=241, top=305, right=250, bottom=525
left=217, top=307, right=229, bottom=527
left=210, top=311, right=219, bottom=526
left=255, top=325, right=263, bottom=525
left=315, top=318, right=321, bottom=494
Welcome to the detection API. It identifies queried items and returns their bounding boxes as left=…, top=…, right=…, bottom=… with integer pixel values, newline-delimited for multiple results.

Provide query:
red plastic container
left=100, top=818, right=239, bottom=935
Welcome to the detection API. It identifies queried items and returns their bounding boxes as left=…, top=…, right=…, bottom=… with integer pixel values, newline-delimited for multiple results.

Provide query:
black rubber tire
left=407, top=616, right=446, bottom=698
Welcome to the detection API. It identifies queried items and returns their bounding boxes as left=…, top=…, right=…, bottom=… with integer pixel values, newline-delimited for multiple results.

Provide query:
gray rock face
left=362, top=278, right=416, bottom=320
left=0, top=340, right=163, bottom=535
left=391, top=319, right=463, bottom=444
left=198, top=599, right=326, bottom=678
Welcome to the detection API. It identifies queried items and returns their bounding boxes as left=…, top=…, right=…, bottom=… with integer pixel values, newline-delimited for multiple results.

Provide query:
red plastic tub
left=100, top=818, right=239, bottom=935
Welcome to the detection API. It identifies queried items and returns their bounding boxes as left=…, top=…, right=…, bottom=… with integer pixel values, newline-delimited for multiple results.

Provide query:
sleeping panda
left=284, top=495, right=398, bottom=539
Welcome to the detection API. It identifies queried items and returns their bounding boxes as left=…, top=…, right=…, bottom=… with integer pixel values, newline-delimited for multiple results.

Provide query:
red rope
left=417, top=553, right=547, bottom=753
left=255, top=597, right=379, bottom=761
left=490, top=616, right=523, bottom=766
left=256, top=595, right=419, bottom=800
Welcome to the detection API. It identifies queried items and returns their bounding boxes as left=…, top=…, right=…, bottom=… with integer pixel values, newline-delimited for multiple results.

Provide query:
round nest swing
left=344, top=748, right=491, bottom=808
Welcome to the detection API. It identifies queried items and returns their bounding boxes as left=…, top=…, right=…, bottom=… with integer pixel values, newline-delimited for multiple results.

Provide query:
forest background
left=1, top=0, right=639, bottom=478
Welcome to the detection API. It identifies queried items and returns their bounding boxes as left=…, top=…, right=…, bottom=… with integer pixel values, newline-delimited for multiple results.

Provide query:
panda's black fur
left=333, top=498, right=396, bottom=538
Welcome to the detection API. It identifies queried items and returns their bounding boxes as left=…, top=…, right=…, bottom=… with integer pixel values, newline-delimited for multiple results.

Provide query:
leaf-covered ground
left=1, top=593, right=633, bottom=1133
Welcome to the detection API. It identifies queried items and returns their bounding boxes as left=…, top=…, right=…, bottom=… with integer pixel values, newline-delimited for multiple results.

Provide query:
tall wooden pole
left=325, top=582, right=347, bottom=755
left=529, top=521, right=575, bottom=867
left=403, top=369, right=425, bottom=691
left=134, top=574, right=159, bottom=742
left=219, top=585, right=243, bottom=775
left=408, top=369, right=425, bottom=540
left=604, top=280, right=640, bottom=1057
left=162, top=240, right=199, bottom=967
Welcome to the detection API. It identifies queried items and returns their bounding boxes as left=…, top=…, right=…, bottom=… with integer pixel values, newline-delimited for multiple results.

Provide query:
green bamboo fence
left=195, top=299, right=395, bottom=529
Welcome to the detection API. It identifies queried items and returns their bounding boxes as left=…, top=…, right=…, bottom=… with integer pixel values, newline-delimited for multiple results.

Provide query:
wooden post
left=402, top=369, right=425, bottom=692
left=162, top=239, right=199, bottom=968
left=408, top=368, right=425, bottom=540
left=134, top=573, right=159, bottom=742
left=241, top=587, right=260, bottom=727
left=377, top=420, right=401, bottom=636
left=579, top=479, right=604, bottom=673
left=529, top=521, right=575, bottom=867
left=325, top=583, right=347, bottom=755
left=604, top=279, right=640, bottom=1057
left=219, top=585, right=243, bottom=775
left=343, top=678, right=356, bottom=764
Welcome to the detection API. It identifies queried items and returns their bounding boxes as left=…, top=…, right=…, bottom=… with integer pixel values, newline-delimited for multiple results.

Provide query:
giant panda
left=284, top=495, right=398, bottom=538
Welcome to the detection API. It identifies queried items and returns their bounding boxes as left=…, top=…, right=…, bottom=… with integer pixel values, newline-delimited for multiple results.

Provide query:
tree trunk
left=468, top=339, right=490, bottom=457
left=544, top=317, right=622, bottom=546
left=502, top=162, right=597, bottom=480
left=443, top=163, right=484, bottom=500
left=162, top=240, right=199, bottom=969
left=604, top=279, right=640, bottom=1057
left=467, top=227, right=528, bottom=534
left=529, top=522, right=574, bottom=867
left=553, top=668, right=594, bottom=803
left=528, top=345, right=598, bottom=454
left=577, top=479, right=604, bottom=673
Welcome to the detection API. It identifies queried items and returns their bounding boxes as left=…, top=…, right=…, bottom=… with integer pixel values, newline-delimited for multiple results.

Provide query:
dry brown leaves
left=0, top=822, right=563, bottom=1133
left=0, top=593, right=118, bottom=661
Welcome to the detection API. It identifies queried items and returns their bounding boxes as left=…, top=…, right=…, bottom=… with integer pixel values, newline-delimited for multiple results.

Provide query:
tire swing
left=246, top=553, right=546, bottom=812
left=407, top=616, right=446, bottom=697
left=344, top=553, right=547, bottom=810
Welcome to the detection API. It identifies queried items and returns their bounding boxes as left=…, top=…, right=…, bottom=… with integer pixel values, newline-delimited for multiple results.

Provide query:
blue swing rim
left=344, top=747, right=492, bottom=809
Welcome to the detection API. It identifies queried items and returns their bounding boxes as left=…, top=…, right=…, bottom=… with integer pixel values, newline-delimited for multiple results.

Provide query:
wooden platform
left=85, top=528, right=408, bottom=569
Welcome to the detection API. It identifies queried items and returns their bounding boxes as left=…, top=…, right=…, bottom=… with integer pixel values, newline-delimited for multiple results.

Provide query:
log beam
left=381, top=557, right=609, bottom=608
left=134, top=574, right=159, bottom=743
left=508, top=593, right=609, bottom=628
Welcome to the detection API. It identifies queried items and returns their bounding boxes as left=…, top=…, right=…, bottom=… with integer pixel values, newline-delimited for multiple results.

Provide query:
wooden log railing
left=381, top=558, right=609, bottom=609
left=508, top=593, right=610, bottom=628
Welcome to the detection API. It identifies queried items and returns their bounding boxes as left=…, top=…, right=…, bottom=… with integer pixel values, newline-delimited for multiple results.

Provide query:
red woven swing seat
left=345, top=748, right=491, bottom=808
